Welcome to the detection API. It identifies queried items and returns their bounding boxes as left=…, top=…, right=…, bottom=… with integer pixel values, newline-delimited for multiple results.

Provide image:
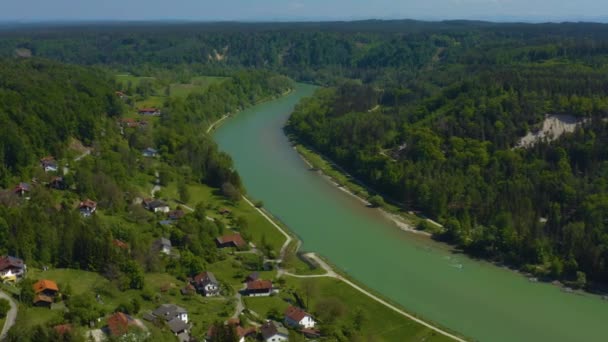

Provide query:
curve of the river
left=214, top=83, right=608, bottom=342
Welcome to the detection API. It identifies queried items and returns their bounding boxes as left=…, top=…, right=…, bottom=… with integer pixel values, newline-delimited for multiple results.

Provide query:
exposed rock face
left=517, top=114, right=587, bottom=148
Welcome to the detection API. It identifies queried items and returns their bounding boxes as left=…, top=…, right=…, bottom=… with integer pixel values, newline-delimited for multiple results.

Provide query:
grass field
left=169, top=76, right=228, bottom=98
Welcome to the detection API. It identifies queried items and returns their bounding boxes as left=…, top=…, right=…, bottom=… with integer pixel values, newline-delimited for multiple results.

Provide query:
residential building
left=49, top=176, right=67, bottom=190
left=168, top=210, right=185, bottom=221
left=40, top=156, right=58, bottom=173
left=216, top=233, right=246, bottom=249
left=33, top=279, right=59, bottom=307
left=142, top=147, right=158, bottom=158
left=79, top=199, right=97, bottom=217
left=138, top=107, right=161, bottom=116
left=260, top=321, right=289, bottom=342
left=244, top=279, right=273, bottom=297
left=153, top=238, right=172, bottom=255
left=13, top=182, right=30, bottom=196
left=192, top=271, right=220, bottom=296
left=0, top=255, right=26, bottom=281
left=143, top=199, right=170, bottom=213
left=284, top=306, right=316, bottom=329
left=144, top=304, right=189, bottom=337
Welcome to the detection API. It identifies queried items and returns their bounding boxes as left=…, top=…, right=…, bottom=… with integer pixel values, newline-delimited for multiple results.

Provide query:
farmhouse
left=260, top=321, right=289, bottom=342
left=284, top=306, right=316, bottom=329
left=143, top=199, right=170, bottom=213
left=79, top=199, right=97, bottom=217
left=244, top=279, right=273, bottom=297
left=216, top=233, right=246, bottom=248
left=0, top=255, right=26, bottom=281
left=192, top=271, right=220, bottom=296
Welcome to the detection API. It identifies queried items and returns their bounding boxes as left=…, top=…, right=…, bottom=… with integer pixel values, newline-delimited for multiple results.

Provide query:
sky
left=2, top=0, right=608, bottom=22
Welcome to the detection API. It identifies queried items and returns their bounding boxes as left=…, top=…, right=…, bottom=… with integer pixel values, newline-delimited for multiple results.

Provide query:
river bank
left=291, top=140, right=436, bottom=237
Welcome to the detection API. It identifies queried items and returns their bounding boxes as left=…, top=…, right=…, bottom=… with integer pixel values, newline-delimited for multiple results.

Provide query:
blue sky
left=2, top=0, right=607, bottom=22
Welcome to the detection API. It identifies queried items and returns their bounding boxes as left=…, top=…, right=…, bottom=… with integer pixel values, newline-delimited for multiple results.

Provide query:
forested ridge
left=287, top=36, right=608, bottom=287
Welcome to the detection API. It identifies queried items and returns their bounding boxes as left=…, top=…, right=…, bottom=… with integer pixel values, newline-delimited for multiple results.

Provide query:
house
left=300, top=328, right=321, bottom=338
left=216, top=233, right=246, bottom=249
left=138, top=108, right=161, bottom=116
left=260, top=321, right=289, bottom=342
left=206, top=321, right=256, bottom=342
left=49, top=176, right=67, bottom=190
left=192, top=271, right=220, bottom=296
left=33, top=294, right=54, bottom=307
left=40, top=157, right=58, bottom=173
left=143, top=199, right=170, bottom=213
left=13, top=182, right=30, bottom=196
left=0, top=255, right=26, bottom=281
left=168, top=210, right=185, bottom=221
left=153, top=238, right=172, bottom=255
left=33, top=279, right=59, bottom=297
left=107, top=312, right=133, bottom=337
left=79, top=199, right=97, bottom=217
left=245, top=272, right=259, bottom=283
left=142, top=147, right=158, bottom=158
left=54, top=324, right=73, bottom=336
left=244, top=279, right=273, bottom=297
left=180, top=283, right=196, bottom=296
left=115, top=91, right=128, bottom=100
left=112, top=239, right=129, bottom=250
left=144, top=304, right=189, bottom=336
left=284, top=306, right=316, bottom=329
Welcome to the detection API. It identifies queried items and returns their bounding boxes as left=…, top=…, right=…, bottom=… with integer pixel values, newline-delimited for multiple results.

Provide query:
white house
left=154, top=238, right=172, bottom=255
left=0, top=256, right=26, bottom=282
left=40, top=157, right=58, bottom=173
left=193, top=271, right=220, bottom=296
left=261, top=321, right=289, bottom=342
left=79, top=199, right=97, bottom=217
left=143, top=199, right=170, bottom=213
left=142, top=147, right=158, bottom=158
left=147, top=303, right=188, bottom=324
left=284, top=306, right=316, bottom=329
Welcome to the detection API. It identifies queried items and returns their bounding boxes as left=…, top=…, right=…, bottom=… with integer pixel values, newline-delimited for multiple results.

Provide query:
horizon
left=3, top=0, right=608, bottom=24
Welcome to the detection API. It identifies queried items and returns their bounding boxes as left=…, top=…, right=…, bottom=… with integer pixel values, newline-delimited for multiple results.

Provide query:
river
left=214, top=83, right=608, bottom=342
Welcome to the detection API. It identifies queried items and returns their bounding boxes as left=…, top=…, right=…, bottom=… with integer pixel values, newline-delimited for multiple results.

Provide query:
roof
left=0, top=256, right=24, bottom=271
left=157, top=237, right=172, bottom=247
left=216, top=233, right=246, bottom=247
left=33, top=279, right=59, bottom=294
left=168, top=210, right=185, bottom=220
left=33, top=294, right=53, bottom=304
left=143, top=147, right=158, bottom=153
left=285, top=306, right=311, bottom=322
left=146, top=200, right=169, bottom=209
left=112, top=239, right=129, bottom=249
left=246, top=272, right=259, bottom=281
left=14, top=182, right=30, bottom=192
left=193, top=271, right=217, bottom=285
left=261, top=321, right=288, bottom=339
left=152, top=304, right=187, bottom=322
left=107, top=312, right=130, bottom=337
left=168, top=318, right=189, bottom=333
left=138, top=107, right=159, bottom=112
left=79, top=199, right=97, bottom=209
left=54, top=324, right=72, bottom=335
left=236, top=326, right=257, bottom=338
left=246, top=279, right=272, bottom=291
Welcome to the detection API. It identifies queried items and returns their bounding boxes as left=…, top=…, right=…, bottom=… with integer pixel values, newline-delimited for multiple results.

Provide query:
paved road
left=0, top=290, right=18, bottom=340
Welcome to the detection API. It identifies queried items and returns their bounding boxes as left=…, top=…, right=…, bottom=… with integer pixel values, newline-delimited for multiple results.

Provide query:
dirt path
left=0, top=290, right=18, bottom=340
left=242, top=196, right=292, bottom=261
left=207, top=114, right=230, bottom=134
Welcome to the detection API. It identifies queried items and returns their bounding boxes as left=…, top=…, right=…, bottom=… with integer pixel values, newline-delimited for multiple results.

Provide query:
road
left=206, top=114, right=230, bottom=134
left=0, top=290, right=17, bottom=340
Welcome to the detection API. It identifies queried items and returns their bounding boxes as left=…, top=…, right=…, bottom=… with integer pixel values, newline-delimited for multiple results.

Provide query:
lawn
left=284, top=277, right=453, bottom=342
left=115, top=74, right=156, bottom=89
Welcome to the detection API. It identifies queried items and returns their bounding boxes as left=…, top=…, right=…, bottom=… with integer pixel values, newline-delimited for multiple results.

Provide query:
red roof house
left=216, top=233, right=246, bottom=249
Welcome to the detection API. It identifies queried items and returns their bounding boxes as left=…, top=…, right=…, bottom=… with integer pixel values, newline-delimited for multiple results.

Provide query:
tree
left=0, top=298, right=10, bottom=318
left=368, top=195, right=385, bottom=208
left=222, top=182, right=241, bottom=202
left=302, top=279, right=318, bottom=310
left=178, top=181, right=190, bottom=203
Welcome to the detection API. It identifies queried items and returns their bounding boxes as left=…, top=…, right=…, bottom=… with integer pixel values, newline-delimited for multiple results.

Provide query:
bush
left=0, top=298, right=10, bottom=318
left=368, top=195, right=385, bottom=208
